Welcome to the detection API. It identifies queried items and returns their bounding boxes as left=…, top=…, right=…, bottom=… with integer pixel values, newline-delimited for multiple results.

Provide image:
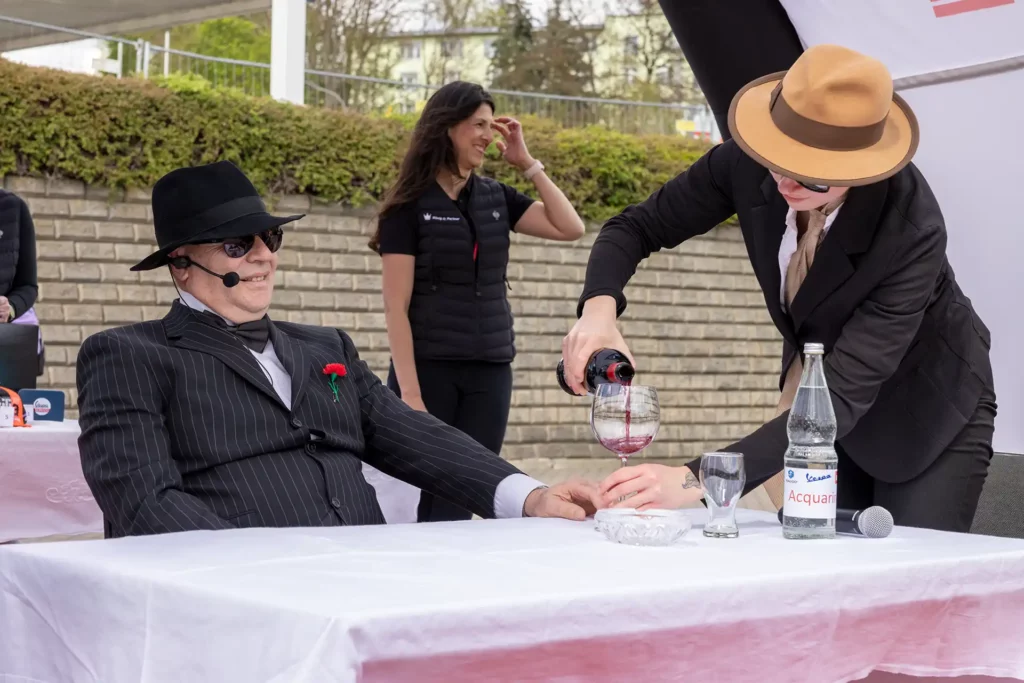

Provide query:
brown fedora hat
left=728, top=44, right=919, bottom=187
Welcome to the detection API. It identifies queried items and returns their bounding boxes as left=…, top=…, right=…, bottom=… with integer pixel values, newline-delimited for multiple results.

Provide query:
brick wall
left=9, top=174, right=783, bottom=481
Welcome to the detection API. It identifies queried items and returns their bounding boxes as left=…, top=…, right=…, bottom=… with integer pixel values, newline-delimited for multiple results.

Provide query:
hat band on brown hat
left=769, top=82, right=887, bottom=153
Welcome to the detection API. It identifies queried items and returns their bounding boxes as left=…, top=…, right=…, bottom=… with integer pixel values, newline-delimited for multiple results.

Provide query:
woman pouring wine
left=561, top=44, right=995, bottom=533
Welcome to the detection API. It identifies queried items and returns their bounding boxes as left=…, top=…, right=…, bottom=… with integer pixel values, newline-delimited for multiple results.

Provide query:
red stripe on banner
left=933, top=0, right=1014, bottom=17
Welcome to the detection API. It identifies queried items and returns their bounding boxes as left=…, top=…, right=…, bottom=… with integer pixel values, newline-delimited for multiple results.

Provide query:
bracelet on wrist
left=523, top=160, right=545, bottom=180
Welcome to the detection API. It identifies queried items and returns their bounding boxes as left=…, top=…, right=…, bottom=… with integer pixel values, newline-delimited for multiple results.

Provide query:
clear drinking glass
left=590, top=384, right=660, bottom=467
left=699, top=452, right=746, bottom=538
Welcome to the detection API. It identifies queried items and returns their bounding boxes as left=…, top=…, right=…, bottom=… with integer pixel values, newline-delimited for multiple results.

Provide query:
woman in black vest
left=369, top=81, right=586, bottom=522
left=0, top=190, right=43, bottom=375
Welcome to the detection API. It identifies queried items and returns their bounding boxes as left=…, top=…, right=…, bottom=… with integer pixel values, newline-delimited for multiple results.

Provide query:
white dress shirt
left=177, top=291, right=544, bottom=519
left=777, top=203, right=844, bottom=311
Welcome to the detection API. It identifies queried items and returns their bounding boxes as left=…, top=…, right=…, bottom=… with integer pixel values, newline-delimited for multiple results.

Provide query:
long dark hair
left=368, top=81, right=495, bottom=252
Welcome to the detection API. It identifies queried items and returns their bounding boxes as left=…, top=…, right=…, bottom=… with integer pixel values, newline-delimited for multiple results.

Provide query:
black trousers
left=387, top=359, right=513, bottom=522
left=837, top=384, right=998, bottom=533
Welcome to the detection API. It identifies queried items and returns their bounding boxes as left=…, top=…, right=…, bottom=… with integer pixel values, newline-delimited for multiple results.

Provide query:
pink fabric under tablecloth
left=0, top=420, right=102, bottom=542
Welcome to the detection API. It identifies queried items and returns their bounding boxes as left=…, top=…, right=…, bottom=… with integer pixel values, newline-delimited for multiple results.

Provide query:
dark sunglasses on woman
left=797, top=180, right=830, bottom=193
left=196, top=227, right=284, bottom=258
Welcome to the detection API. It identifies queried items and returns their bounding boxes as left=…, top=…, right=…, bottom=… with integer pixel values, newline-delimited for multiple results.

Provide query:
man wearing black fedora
left=76, top=161, right=599, bottom=538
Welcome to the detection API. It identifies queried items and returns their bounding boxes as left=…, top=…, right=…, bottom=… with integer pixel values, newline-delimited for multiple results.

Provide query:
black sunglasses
left=797, top=180, right=830, bottom=193
left=195, top=228, right=284, bottom=258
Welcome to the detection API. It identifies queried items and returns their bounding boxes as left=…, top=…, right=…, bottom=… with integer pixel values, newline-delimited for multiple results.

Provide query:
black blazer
left=579, top=139, right=993, bottom=489
left=76, top=302, right=522, bottom=538
left=0, top=190, right=38, bottom=319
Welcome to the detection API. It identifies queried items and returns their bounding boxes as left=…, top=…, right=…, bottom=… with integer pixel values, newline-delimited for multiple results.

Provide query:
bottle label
left=783, top=467, right=838, bottom=520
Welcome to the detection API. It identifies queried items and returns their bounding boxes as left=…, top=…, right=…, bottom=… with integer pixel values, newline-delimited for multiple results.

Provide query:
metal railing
left=151, top=45, right=273, bottom=96
left=1, top=13, right=716, bottom=137
left=305, top=69, right=712, bottom=136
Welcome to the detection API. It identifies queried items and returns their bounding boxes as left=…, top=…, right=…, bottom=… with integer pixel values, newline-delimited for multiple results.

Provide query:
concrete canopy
left=1, top=0, right=270, bottom=50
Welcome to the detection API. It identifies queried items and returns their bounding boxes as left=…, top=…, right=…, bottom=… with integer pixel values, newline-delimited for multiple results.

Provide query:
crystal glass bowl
left=594, top=508, right=692, bottom=546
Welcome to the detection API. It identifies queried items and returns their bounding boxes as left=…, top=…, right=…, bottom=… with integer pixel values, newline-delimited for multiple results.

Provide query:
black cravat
left=198, top=310, right=271, bottom=353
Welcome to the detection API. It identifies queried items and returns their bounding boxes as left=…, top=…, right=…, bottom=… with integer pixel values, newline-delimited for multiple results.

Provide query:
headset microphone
left=170, top=256, right=240, bottom=288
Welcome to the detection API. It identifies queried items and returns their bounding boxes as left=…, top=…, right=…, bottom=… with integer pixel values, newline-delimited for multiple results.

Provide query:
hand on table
left=599, top=464, right=704, bottom=511
left=524, top=479, right=602, bottom=521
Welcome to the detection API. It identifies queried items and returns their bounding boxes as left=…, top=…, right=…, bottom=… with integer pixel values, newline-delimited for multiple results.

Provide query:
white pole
left=116, top=42, right=123, bottom=78
left=163, top=30, right=170, bottom=77
left=143, top=42, right=151, bottom=78
left=270, top=0, right=307, bottom=105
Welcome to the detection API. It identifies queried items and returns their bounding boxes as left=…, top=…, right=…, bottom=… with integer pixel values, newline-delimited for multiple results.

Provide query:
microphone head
left=858, top=506, right=894, bottom=538
left=222, top=272, right=240, bottom=288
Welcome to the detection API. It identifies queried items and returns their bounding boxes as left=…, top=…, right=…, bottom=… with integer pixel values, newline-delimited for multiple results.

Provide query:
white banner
left=778, top=0, right=1024, bottom=455
left=780, top=0, right=1023, bottom=77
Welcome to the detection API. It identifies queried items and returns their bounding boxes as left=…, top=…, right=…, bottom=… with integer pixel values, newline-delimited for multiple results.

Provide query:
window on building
left=401, top=42, right=421, bottom=60
left=483, top=39, right=496, bottom=59
left=624, top=35, right=640, bottom=57
left=444, top=69, right=461, bottom=84
left=441, top=39, right=463, bottom=58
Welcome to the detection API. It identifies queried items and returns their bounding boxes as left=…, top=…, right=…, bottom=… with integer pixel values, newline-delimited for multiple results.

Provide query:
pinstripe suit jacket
left=76, top=301, right=521, bottom=538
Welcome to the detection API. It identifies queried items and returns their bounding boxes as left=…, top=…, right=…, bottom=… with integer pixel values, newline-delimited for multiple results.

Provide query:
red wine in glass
left=591, top=384, right=660, bottom=468
left=598, top=435, right=655, bottom=465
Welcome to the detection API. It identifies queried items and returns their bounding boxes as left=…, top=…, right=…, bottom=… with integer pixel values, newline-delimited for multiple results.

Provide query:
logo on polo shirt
left=493, top=210, right=500, bottom=220
left=422, top=212, right=461, bottom=222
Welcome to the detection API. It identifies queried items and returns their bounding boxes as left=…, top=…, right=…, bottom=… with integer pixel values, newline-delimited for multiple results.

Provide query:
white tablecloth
left=0, top=420, right=103, bottom=543
left=2, top=509, right=1023, bottom=683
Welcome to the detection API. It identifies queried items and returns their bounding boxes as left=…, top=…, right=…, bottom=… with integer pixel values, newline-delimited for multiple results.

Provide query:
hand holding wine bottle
left=561, top=295, right=636, bottom=396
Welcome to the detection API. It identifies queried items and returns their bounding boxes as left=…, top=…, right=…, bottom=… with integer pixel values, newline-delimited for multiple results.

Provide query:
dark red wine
left=597, top=435, right=653, bottom=456
left=625, top=385, right=632, bottom=445
left=556, top=349, right=634, bottom=396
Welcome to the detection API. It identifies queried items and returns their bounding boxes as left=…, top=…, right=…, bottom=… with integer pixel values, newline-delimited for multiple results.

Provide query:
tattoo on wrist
left=682, top=471, right=701, bottom=490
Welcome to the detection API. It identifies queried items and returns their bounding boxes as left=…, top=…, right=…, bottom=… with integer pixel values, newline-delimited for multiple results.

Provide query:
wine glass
left=699, top=452, right=746, bottom=538
left=590, top=384, right=660, bottom=468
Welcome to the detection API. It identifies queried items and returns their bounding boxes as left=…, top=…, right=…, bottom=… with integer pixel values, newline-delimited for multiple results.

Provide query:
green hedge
left=0, top=59, right=710, bottom=223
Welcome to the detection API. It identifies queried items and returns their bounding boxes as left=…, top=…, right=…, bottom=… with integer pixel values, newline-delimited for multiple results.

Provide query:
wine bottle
left=556, top=349, right=635, bottom=396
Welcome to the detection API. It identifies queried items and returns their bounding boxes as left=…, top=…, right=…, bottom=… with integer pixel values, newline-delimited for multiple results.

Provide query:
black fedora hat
left=130, top=161, right=305, bottom=271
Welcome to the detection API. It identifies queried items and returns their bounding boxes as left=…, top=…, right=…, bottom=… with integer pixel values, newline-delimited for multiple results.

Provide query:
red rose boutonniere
left=322, top=363, right=346, bottom=402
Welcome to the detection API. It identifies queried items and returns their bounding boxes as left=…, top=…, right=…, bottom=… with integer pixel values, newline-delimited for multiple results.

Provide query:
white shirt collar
left=784, top=202, right=845, bottom=237
left=778, top=203, right=845, bottom=311
left=177, top=290, right=236, bottom=326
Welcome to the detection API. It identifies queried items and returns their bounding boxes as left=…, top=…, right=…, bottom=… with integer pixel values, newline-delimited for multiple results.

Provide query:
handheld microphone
left=170, top=256, right=240, bottom=288
left=778, top=506, right=894, bottom=538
